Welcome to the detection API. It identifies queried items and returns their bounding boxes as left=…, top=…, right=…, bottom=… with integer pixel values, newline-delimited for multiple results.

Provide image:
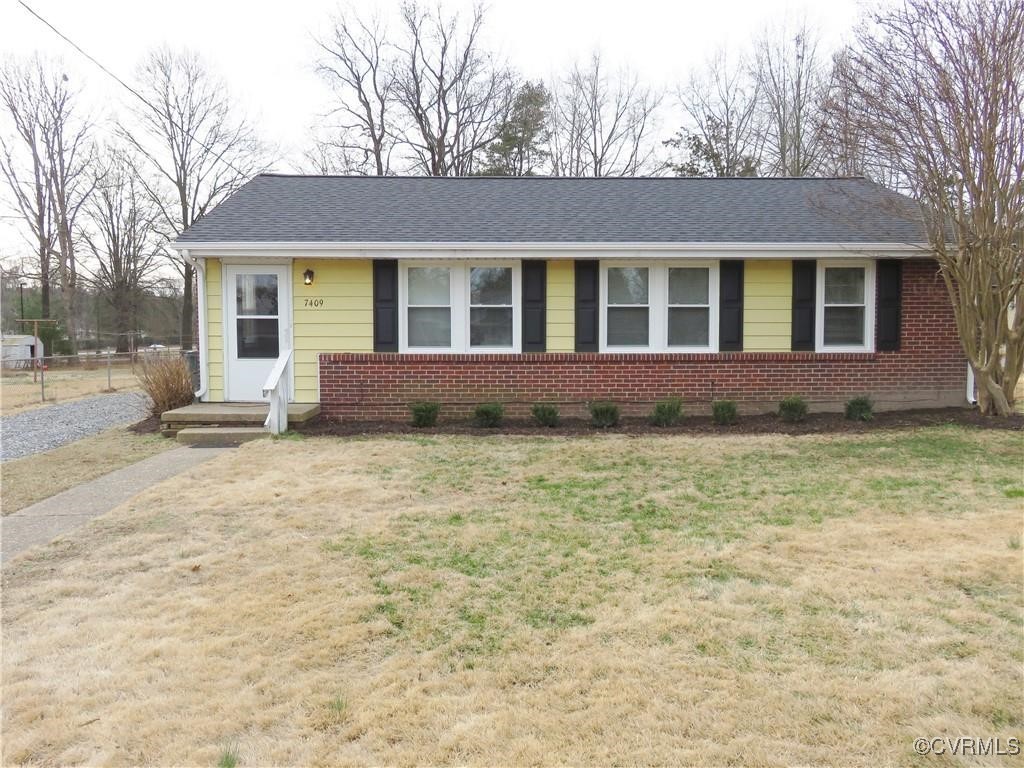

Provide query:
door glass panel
left=607, top=307, right=649, bottom=346
left=408, top=307, right=452, bottom=347
left=236, top=274, right=278, bottom=316
left=471, top=307, right=513, bottom=347
left=236, top=318, right=280, bottom=358
left=607, top=267, right=649, bottom=304
left=669, top=307, right=710, bottom=346
left=408, top=267, right=451, bottom=305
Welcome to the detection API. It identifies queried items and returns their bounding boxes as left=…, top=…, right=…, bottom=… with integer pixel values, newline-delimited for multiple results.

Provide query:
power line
left=17, top=0, right=253, bottom=179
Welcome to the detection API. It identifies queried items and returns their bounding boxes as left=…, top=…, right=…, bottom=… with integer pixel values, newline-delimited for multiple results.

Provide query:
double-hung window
left=407, top=266, right=453, bottom=349
left=606, top=266, right=650, bottom=347
left=668, top=267, right=711, bottom=348
left=469, top=266, right=514, bottom=348
left=602, top=261, right=718, bottom=352
left=816, top=260, right=875, bottom=352
left=400, top=261, right=520, bottom=353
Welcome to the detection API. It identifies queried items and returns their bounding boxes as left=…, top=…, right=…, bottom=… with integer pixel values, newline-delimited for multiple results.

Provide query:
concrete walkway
left=1, top=446, right=225, bottom=564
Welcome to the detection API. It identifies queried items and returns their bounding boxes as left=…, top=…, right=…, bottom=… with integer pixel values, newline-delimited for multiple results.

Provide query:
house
left=170, top=174, right=967, bottom=423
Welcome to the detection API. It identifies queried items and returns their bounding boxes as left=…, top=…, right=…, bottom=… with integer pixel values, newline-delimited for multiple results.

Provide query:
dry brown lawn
left=0, top=427, right=175, bottom=515
left=0, top=366, right=141, bottom=415
left=2, top=427, right=1022, bottom=766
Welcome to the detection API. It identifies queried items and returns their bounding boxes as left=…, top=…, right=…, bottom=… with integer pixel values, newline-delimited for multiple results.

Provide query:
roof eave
left=172, top=240, right=933, bottom=257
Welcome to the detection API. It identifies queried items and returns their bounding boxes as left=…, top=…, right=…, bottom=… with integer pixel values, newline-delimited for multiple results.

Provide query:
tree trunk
left=114, top=298, right=131, bottom=354
left=180, top=261, right=194, bottom=351
left=38, top=239, right=50, bottom=319
left=974, top=365, right=1015, bottom=417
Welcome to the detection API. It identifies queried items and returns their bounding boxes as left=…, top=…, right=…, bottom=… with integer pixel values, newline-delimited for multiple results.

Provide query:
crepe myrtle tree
left=840, top=0, right=1024, bottom=416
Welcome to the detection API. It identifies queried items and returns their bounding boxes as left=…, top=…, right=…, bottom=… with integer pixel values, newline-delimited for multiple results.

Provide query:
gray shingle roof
left=174, top=174, right=927, bottom=245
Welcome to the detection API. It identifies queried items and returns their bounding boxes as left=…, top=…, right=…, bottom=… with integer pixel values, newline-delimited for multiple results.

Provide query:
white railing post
left=262, top=348, right=293, bottom=435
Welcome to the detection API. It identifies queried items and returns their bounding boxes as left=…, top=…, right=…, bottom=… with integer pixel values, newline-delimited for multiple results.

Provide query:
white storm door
left=225, top=265, right=290, bottom=402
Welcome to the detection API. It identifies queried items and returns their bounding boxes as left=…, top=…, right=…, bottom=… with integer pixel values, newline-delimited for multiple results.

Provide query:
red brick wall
left=318, top=259, right=967, bottom=419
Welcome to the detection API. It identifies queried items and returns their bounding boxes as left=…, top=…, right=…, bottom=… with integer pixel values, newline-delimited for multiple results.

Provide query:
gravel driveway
left=0, top=392, right=151, bottom=462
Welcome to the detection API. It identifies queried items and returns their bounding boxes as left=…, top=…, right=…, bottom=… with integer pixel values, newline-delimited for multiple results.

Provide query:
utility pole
left=16, top=317, right=57, bottom=400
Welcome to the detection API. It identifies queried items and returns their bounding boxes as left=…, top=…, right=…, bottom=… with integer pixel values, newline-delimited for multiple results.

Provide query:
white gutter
left=183, top=250, right=208, bottom=401
left=966, top=362, right=977, bottom=405
left=170, top=240, right=931, bottom=254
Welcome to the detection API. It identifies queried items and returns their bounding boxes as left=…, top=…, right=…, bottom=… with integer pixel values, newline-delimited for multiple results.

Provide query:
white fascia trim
left=172, top=241, right=931, bottom=259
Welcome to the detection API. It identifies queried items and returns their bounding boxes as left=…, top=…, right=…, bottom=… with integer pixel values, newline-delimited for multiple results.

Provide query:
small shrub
left=473, top=402, right=504, bottom=428
left=778, top=395, right=809, bottom=423
left=845, top=395, right=874, bottom=421
left=650, top=397, right=684, bottom=427
left=138, top=355, right=194, bottom=416
left=712, top=399, right=738, bottom=426
left=589, top=401, right=620, bottom=428
left=531, top=403, right=560, bottom=427
left=409, top=401, right=440, bottom=428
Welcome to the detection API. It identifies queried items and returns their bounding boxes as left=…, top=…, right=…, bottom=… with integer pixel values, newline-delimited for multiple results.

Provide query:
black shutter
left=574, top=260, right=599, bottom=352
left=877, top=259, right=902, bottom=351
left=719, top=260, right=744, bottom=351
left=373, top=259, right=398, bottom=352
left=522, top=260, right=547, bottom=353
left=791, top=260, right=816, bottom=351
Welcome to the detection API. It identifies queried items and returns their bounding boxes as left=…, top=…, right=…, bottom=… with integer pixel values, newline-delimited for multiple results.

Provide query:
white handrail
left=262, top=348, right=293, bottom=435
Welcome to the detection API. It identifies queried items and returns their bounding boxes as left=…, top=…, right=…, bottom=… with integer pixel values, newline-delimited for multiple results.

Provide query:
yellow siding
left=743, top=260, right=792, bottom=352
left=205, top=258, right=224, bottom=400
left=546, top=260, right=575, bottom=352
left=292, top=259, right=373, bottom=402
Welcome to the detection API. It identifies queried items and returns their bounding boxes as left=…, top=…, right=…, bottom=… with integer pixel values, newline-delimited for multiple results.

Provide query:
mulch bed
left=297, top=407, right=1024, bottom=438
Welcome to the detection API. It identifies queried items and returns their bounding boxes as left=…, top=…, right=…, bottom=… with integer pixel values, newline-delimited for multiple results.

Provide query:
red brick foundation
left=319, top=260, right=967, bottom=419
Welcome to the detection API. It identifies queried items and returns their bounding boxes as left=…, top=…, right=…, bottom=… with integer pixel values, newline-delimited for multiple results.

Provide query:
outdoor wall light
left=303, top=269, right=315, bottom=286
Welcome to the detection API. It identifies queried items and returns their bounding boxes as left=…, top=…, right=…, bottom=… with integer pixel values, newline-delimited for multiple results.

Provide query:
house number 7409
left=304, top=298, right=325, bottom=308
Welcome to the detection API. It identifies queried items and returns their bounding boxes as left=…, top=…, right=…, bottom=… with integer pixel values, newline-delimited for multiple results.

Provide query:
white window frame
left=816, top=259, right=875, bottom=353
left=600, top=260, right=719, bottom=353
left=398, top=260, right=521, bottom=353
left=665, top=262, right=719, bottom=352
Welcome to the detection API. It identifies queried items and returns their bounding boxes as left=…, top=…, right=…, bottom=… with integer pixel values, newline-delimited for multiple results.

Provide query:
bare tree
left=549, top=53, right=663, bottom=177
left=119, top=48, right=270, bottom=349
left=667, top=49, right=762, bottom=177
left=393, top=2, right=515, bottom=176
left=1, top=58, right=56, bottom=321
left=314, top=8, right=398, bottom=175
left=83, top=150, right=163, bottom=352
left=840, top=0, right=1024, bottom=416
left=754, top=20, right=828, bottom=176
left=41, top=68, right=94, bottom=353
left=819, top=49, right=908, bottom=187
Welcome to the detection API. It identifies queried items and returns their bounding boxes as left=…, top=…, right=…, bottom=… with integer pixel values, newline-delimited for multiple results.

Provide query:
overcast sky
left=0, top=0, right=863, bottom=262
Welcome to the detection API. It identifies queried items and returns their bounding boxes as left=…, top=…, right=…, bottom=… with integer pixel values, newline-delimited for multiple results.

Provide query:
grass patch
left=1, top=427, right=1021, bottom=766
left=1, top=426, right=174, bottom=515
left=217, top=746, right=238, bottom=768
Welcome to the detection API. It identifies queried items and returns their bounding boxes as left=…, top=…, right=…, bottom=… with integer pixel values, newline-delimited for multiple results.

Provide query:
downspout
left=966, top=361, right=976, bottom=405
left=183, top=250, right=209, bottom=401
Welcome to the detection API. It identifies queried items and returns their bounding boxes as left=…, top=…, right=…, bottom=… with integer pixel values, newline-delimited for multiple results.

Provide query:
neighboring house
left=170, top=174, right=966, bottom=419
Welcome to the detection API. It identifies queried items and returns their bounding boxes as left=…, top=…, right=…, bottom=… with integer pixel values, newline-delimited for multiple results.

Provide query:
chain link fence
left=1, top=349, right=196, bottom=414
